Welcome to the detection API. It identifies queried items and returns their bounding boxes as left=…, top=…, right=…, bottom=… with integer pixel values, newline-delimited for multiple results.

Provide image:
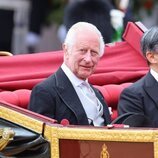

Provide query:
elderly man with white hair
left=29, top=22, right=111, bottom=126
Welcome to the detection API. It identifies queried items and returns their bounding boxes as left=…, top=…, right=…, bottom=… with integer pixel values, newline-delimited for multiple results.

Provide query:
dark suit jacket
left=28, top=68, right=111, bottom=125
left=118, top=71, right=158, bottom=127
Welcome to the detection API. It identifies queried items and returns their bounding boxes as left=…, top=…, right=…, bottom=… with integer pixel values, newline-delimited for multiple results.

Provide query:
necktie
left=80, top=81, right=104, bottom=126
left=81, top=81, right=98, bottom=105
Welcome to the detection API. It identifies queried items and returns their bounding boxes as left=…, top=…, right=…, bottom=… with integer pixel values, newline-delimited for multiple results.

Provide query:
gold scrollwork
left=0, top=128, right=15, bottom=151
left=100, top=143, right=110, bottom=158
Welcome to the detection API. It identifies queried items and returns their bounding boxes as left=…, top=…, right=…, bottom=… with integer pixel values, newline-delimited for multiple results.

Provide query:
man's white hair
left=64, top=22, right=105, bottom=57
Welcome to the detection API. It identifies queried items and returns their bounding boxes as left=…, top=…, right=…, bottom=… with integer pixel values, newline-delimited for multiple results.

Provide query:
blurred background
left=0, top=0, right=158, bottom=55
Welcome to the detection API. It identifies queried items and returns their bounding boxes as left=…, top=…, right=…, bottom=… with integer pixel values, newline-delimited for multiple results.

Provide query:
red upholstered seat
left=95, top=83, right=132, bottom=120
left=0, top=89, right=31, bottom=109
left=0, top=83, right=132, bottom=120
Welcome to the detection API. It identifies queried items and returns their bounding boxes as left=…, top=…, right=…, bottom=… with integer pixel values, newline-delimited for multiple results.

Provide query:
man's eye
left=91, top=51, right=99, bottom=56
left=80, top=49, right=86, bottom=53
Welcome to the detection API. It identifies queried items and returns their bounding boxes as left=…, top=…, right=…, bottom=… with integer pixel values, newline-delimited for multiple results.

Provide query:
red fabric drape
left=0, top=22, right=148, bottom=91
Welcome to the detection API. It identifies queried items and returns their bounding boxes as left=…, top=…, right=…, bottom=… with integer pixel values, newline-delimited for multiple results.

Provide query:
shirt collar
left=61, top=63, right=86, bottom=86
left=150, top=68, right=158, bottom=82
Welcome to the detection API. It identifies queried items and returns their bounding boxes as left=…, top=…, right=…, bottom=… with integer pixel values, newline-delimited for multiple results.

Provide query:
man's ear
left=146, top=51, right=157, bottom=64
left=62, top=43, right=69, bottom=60
left=62, top=44, right=68, bottom=54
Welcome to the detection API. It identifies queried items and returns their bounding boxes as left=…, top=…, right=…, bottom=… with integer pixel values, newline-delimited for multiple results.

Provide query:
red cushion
left=0, top=91, right=19, bottom=105
left=111, top=110, right=118, bottom=121
left=95, top=83, right=132, bottom=107
left=0, top=83, right=132, bottom=121
left=95, top=83, right=132, bottom=120
left=14, top=89, right=31, bottom=108
left=0, top=89, right=31, bottom=109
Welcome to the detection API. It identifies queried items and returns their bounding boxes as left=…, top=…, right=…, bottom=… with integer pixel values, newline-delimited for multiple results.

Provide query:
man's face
left=146, top=51, right=158, bottom=72
left=64, top=30, right=100, bottom=80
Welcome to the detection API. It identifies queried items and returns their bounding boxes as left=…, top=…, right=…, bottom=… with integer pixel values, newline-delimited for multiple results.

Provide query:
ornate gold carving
left=44, top=125, right=158, bottom=158
left=56, top=127, right=156, bottom=142
left=44, top=125, right=60, bottom=158
left=100, top=144, right=109, bottom=158
left=0, top=104, right=43, bottom=133
left=0, top=128, right=15, bottom=151
left=154, top=132, right=158, bottom=158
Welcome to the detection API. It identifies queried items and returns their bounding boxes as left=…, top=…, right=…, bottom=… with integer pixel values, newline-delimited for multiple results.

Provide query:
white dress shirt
left=61, top=63, right=104, bottom=126
left=150, top=68, right=158, bottom=82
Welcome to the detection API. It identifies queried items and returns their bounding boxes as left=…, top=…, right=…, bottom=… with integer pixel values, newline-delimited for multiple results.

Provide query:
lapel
left=92, top=86, right=111, bottom=125
left=54, top=68, right=89, bottom=125
left=144, top=72, right=158, bottom=107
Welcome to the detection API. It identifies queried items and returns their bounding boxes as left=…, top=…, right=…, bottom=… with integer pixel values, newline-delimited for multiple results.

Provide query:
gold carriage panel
left=0, top=102, right=44, bottom=133
left=44, top=125, right=158, bottom=158
left=0, top=101, right=158, bottom=158
left=0, top=102, right=51, bottom=157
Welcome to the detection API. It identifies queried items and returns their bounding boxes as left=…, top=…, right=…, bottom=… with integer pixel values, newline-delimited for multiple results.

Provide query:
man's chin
left=78, top=72, right=92, bottom=80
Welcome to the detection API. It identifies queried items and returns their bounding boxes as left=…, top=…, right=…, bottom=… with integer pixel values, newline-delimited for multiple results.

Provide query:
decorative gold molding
left=0, top=51, right=13, bottom=56
left=0, top=104, right=43, bottom=133
left=44, top=125, right=60, bottom=158
left=154, top=132, right=158, bottom=158
left=44, top=125, right=158, bottom=158
left=56, top=127, right=156, bottom=142
left=0, top=128, right=15, bottom=151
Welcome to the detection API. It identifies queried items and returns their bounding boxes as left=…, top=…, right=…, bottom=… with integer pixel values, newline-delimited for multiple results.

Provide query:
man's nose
left=84, top=51, right=92, bottom=61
